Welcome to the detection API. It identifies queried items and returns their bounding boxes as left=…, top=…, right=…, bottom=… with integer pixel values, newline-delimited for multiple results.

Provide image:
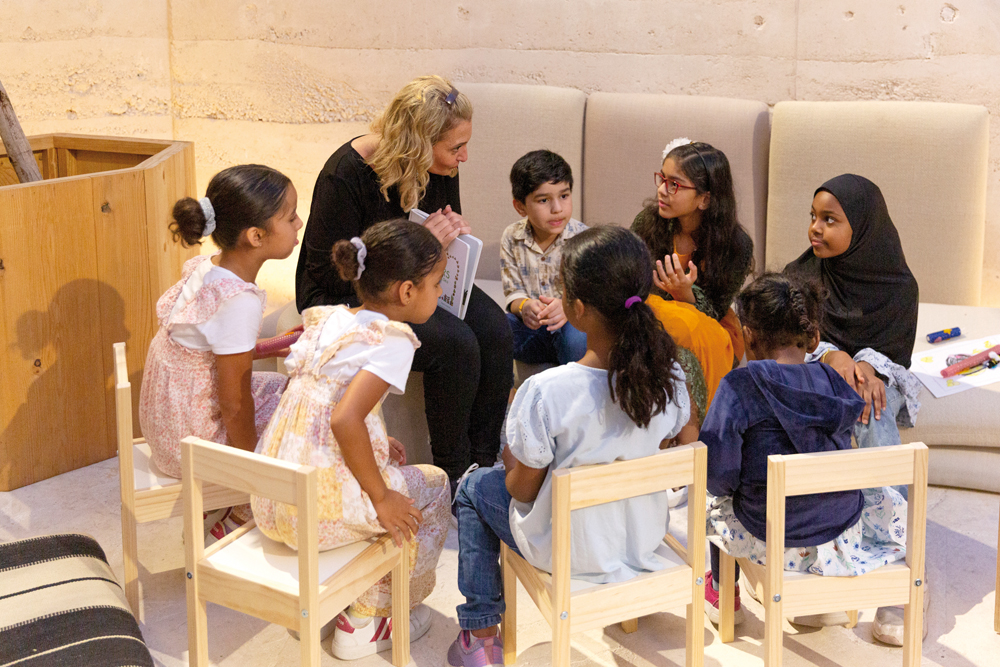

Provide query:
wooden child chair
left=115, top=342, right=247, bottom=618
left=716, top=442, right=928, bottom=667
left=500, top=442, right=707, bottom=667
left=181, top=435, right=412, bottom=667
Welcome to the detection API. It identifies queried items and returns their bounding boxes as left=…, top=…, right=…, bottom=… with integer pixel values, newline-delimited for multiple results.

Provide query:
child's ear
left=241, top=226, right=265, bottom=248
left=571, top=298, right=586, bottom=321
left=396, top=279, right=415, bottom=306
left=741, top=325, right=757, bottom=360
left=512, top=198, right=528, bottom=217
left=806, top=328, right=821, bottom=354
left=697, top=192, right=711, bottom=211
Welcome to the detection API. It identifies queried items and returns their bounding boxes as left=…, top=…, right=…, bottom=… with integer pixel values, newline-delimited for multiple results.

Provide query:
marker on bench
left=926, top=327, right=961, bottom=344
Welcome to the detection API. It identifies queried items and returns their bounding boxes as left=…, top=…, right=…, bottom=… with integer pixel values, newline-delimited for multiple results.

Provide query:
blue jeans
left=456, top=467, right=522, bottom=630
left=507, top=312, right=587, bottom=365
left=854, top=383, right=908, bottom=500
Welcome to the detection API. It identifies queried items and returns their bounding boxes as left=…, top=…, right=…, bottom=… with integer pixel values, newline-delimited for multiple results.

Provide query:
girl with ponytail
left=700, top=272, right=906, bottom=642
left=447, top=226, right=697, bottom=666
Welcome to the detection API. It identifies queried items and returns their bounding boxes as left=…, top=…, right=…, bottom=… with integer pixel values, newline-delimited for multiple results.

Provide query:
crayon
left=926, top=327, right=961, bottom=344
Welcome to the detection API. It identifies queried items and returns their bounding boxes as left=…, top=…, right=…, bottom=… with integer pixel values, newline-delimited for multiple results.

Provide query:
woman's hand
left=441, top=204, right=472, bottom=235
left=653, top=253, right=698, bottom=304
left=854, top=361, right=887, bottom=425
left=372, top=489, right=422, bottom=547
left=423, top=205, right=469, bottom=247
left=821, top=350, right=858, bottom=390
left=536, top=296, right=567, bottom=332
left=519, top=299, right=544, bottom=330
left=388, top=436, right=407, bottom=465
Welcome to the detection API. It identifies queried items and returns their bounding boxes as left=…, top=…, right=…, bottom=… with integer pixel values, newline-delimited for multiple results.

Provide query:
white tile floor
left=2, top=457, right=998, bottom=666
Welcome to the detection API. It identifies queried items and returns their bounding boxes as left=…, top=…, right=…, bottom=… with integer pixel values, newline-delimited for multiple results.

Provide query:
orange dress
left=675, top=248, right=745, bottom=364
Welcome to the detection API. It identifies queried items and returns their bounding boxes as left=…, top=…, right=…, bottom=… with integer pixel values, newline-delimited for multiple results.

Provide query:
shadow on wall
left=2, top=279, right=139, bottom=490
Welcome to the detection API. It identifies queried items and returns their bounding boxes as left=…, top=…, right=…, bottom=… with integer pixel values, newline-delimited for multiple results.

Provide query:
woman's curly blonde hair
left=368, top=75, right=473, bottom=212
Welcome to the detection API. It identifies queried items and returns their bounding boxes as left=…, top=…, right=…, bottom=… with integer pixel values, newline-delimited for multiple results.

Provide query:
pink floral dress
left=139, top=255, right=287, bottom=480
left=251, top=305, right=450, bottom=616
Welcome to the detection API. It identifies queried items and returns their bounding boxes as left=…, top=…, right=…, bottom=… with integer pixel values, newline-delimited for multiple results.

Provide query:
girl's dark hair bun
left=736, top=272, right=825, bottom=351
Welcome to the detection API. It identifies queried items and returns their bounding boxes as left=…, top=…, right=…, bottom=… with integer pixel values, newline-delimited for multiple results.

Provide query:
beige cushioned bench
left=765, top=100, right=998, bottom=492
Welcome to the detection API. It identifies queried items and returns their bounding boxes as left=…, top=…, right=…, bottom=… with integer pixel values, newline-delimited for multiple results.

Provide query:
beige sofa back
left=766, top=101, right=989, bottom=306
left=459, top=83, right=587, bottom=281
left=583, top=93, right=771, bottom=271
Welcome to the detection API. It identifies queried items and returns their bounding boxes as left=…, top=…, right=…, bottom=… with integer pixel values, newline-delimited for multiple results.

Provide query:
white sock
left=347, top=609, right=374, bottom=628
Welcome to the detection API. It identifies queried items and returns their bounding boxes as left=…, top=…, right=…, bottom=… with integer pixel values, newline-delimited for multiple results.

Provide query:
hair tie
left=662, top=137, right=691, bottom=160
left=349, top=237, right=367, bottom=280
left=199, top=197, right=216, bottom=237
left=444, top=86, right=459, bottom=106
left=625, top=296, right=642, bottom=309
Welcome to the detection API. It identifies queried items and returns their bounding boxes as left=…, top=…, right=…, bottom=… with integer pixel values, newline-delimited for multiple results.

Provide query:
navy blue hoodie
left=700, top=360, right=866, bottom=547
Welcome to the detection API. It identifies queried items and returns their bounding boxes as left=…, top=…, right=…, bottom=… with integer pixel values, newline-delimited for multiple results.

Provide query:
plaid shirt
left=500, top=217, right=588, bottom=310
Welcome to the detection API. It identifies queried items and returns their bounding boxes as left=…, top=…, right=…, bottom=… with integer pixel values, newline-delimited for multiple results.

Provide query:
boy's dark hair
left=509, top=149, right=574, bottom=202
left=735, top=272, right=825, bottom=352
left=332, top=218, right=443, bottom=304
left=561, top=226, right=681, bottom=429
left=170, top=164, right=291, bottom=249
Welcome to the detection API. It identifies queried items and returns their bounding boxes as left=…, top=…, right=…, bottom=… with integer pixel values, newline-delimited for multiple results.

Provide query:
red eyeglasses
left=654, top=172, right=698, bottom=195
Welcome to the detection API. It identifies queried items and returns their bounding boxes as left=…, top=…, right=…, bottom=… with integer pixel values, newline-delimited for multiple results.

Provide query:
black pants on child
left=710, top=543, right=741, bottom=588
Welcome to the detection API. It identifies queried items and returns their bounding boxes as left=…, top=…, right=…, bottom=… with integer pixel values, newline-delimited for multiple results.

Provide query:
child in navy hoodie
left=700, top=274, right=906, bottom=626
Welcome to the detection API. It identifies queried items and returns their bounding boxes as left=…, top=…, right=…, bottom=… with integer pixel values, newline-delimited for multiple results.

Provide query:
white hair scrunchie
left=199, top=197, right=216, bottom=237
left=350, top=237, right=367, bottom=280
left=662, top=137, right=692, bottom=160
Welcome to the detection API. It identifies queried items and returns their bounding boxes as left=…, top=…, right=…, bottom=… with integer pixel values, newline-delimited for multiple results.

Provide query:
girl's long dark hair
left=561, top=226, right=682, bottom=428
left=633, top=141, right=754, bottom=316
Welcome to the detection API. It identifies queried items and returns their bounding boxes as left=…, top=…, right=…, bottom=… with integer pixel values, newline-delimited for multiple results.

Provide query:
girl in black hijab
left=785, top=173, right=922, bottom=435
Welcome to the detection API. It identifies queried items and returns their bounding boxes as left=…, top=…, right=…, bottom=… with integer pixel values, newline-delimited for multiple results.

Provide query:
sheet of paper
left=909, top=334, right=1000, bottom=398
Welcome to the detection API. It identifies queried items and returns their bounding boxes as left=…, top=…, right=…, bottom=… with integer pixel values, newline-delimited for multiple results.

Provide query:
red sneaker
left=704, top=570, right=745, bottom=625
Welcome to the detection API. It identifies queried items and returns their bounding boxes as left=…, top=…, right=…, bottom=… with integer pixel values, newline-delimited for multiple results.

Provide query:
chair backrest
left=456, top=83, right=588, bottom=281
left=181, top=436, right=320, bottom=598
left=582, top=93, right=771, bottom=272
left=766, top=101, right=989, bottom=305
left=765, top=442, right=928, bottom=586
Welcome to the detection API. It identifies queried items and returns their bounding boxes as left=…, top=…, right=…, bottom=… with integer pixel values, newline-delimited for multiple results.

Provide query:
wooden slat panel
left=569, top=566, right=691, bottom=633
left=778, top=444, right=918, bottom=496
left=197, top=564, right=299, bottom=628
left=0, top=178, right=107, bottom=490
left=50, top=134, right=170, bottom=156
left=93, top=170, right=154, bottom=441
left=185, top=437, right=303, bottom=505
left=56, top=147, right=76, bottom=178
left=71, top=150, right=147, bottom=176
left=565, top=445, right=696, bottom=510
left=144, top=142, right=197, bottom=311
left=781, top=566, right=911, bottom=616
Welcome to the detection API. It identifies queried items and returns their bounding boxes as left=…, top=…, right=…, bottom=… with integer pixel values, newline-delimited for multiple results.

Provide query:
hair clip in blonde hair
left=349, top=237, right=367, bottom=280
left=444, top=87, right=459, bottom=106
left=662, top=137, right=692, bottom=160
left=199, top=197, right=216, bottom=237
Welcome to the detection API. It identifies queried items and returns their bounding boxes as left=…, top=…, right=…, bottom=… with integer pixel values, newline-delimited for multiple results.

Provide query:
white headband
left=350, top=237, right=367, bottom=280
left=199, top=197, right=216, bottom=237
left=662, top=137, right=692, bottom=160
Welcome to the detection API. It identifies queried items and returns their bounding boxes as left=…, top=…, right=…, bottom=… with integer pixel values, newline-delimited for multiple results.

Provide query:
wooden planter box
left=0, top=134, right=197, bottom=491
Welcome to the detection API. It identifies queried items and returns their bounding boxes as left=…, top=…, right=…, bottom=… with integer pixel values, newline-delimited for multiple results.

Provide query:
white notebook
left=408, top=208, right=482, bottom=320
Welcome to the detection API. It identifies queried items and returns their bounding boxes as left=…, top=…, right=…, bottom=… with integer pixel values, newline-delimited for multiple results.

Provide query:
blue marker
left=926, top=327, right=961, bottom=344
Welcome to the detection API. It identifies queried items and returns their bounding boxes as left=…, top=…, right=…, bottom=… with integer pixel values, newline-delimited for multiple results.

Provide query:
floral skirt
left=706, top=486, right=907, bottom=576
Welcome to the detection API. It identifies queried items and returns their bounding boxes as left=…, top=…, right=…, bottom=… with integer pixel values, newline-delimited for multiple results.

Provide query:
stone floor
left=2, top=457, right=998, bottom=666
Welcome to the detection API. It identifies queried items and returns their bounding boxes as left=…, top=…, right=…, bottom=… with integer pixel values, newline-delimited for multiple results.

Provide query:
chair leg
left=687, top=569, right=705, bottom=667
left=391, top=540, right=411, bottom=667
left=552, top=615, right=571, bottom=667
left=620, top=618, right=638, bottom=633
left=299, top=606, right=320, bottom=667
left=763, top=585, right=783, bottom=667
left=903, top=581, right=924, bottom=667
left=186, top=579, right=208, bottom=667
left=501, top=545, right=518, bottom=665
left=718, top=552, right=736, bottom=643
left=121, top=506, right=140, bottom=618
left=845, top=610, right=859, bottom=629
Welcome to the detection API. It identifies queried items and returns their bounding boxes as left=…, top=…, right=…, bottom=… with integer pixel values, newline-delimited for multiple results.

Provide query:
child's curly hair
left=735, top=273, right=825, bottom=352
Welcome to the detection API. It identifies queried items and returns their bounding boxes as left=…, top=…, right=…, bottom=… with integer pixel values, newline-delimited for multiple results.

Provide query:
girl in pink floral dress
left=139, top=165, right=300, bottom=533
left=252, top=218, right=451, bottom=660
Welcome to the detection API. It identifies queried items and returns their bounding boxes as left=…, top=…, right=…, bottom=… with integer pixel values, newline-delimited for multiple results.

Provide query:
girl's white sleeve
left=201, top=292, right=263, bottom=354
left=506, top=378, right=556, bottom=469
left=360, top=327, right=417, bottom=394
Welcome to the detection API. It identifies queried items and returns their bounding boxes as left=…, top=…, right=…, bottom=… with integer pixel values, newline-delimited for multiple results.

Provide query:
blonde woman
left=296, top=75, right=513, bottom=502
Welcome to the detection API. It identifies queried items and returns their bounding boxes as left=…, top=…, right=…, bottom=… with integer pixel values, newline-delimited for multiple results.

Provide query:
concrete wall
left=4, top=0, right=999, bottom=306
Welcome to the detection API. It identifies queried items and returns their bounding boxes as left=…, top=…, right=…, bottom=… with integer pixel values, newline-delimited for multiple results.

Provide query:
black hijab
left=784, top=174, right=919, bottom=368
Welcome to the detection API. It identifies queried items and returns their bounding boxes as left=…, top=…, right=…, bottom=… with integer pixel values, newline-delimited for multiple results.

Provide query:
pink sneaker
left=704, top=570, right=746, bottom=625
left=331, top=604, right=432, bottom=660
left=447, top=630, right=504, bottom=667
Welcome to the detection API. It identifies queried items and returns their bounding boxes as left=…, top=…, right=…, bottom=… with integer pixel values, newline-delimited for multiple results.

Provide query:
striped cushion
left=0, top=534, right=153, bottom=667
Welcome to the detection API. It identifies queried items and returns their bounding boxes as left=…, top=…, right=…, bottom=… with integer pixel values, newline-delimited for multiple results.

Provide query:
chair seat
left=133, top=442, right=178, bottom=491
left=206, top=527, right=375, bottom=589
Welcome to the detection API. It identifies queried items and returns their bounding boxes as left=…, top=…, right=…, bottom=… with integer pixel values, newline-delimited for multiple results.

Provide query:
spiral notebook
left=408, top=208, right=482, bottom=319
